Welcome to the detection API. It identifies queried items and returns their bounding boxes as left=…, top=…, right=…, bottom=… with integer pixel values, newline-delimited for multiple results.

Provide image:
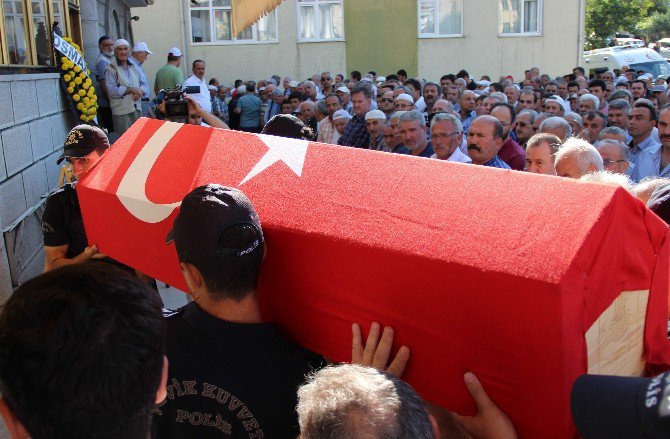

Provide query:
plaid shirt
left=483, top=155, right=511, bottom=169
left=337, top=114, right=370, bottom=148
left=211, top=96, right=229, bottom=124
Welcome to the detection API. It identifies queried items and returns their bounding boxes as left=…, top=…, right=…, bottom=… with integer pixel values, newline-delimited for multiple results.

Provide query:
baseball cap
left=289, top=80, right=300, bottom=88
left=567, top=94, right=578, bottom=101
left=166, top=185, right=264, bottom=261
left=168, top=47, right=182, bottom=57
left=336, top=86, right=351, bottom=94
left=332, top=109, right=351, bottom=121
left=57, top=125, right=110, bottom=164
left=652, top=85, right=667, bottom=93
left=132, top=41, right=153, bottom=54
left=571, top=372, right=670, bottom=438
left=207, top=85, right=217, bottom=92
left=113, top=39, right=129, bottom=50
left=615, top=76, right=630, bottom=86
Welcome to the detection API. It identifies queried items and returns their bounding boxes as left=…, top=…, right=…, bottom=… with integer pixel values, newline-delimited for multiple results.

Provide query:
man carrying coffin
left=156, top=184, right=326, bottom=438
left=42, top=125, right=110, bottom=270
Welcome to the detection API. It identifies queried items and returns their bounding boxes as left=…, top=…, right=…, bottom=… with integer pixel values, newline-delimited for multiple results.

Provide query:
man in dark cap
left=155, top=184, right=325, bottom=439
left=42, top=125, right=109, bottom=271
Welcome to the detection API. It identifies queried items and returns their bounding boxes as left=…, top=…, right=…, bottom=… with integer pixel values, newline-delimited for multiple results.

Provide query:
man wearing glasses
left=378, top=90, right=395, bottom=118
left=42, top=125, right=110, bottom=271
left=429, top=113, right=471, bottom=163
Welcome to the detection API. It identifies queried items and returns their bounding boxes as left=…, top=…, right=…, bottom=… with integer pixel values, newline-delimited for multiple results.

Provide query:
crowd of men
left=4, top=34, right=668, bottom=439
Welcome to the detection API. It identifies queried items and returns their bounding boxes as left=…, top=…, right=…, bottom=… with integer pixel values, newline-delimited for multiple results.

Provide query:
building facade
left=134, top=0, right=584, bottom=89
left=0, top=0, right=154, bottom=305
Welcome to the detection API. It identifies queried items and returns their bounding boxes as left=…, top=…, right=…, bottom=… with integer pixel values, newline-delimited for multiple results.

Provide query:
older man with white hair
left=365, top=109, right=387, bottom=151
left=104, top=39, right=147, bottom=135
left=429, top=113, right=471, bottom=163
left=595, top=139, right=632, bottom=176
left=579, top=94, right=599, bottom=116
left=563, top=112, right=583, bottom=137
left=539, top=116, right=572, bottom=142
left=554, top=138, right=604, bottom=178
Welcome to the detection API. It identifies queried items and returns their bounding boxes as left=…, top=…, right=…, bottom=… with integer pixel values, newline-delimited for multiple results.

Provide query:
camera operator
left=148, top=91, right=228, bottom=129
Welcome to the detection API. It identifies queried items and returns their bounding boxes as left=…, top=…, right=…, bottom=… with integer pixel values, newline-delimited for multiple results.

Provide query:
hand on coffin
left=455, top=372, right=517, bottom=439
left=82, top=245, right=106, bottom=261
left=351, top=322, right=410, bottom=378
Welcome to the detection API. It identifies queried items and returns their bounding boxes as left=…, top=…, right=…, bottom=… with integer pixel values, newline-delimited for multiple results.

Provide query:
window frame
left=498, top=0, right=543, bottom=37
left=417, top=0, right=464, bottom=39
left=296, top=0, right=345, bottom=43
left=0, top=0, right=71, bottom=67
left=188, top=1, right=279, bottom=46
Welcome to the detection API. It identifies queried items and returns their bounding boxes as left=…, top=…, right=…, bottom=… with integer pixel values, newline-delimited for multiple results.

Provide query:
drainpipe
left=578, top=0, right=585, bottom=65
left=179, top=0, right=188, bottom=80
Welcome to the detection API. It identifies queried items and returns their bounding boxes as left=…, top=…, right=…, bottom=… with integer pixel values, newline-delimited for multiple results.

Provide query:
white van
left=582, top=46, right=670, bottom=77
left=657, top=38, right=670, bottom=59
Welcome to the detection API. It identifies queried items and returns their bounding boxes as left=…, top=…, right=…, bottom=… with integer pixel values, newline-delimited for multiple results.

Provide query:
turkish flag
left=77, top=118, right=670, bottom=438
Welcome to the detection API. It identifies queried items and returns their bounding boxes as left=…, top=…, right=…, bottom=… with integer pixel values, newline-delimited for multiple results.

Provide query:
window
left=418, top=0, right=463, bottom=37
left=1, top=0, right=71, bottom=66
left=297, top=0, right=343, bottom=41
left=499, top=0, right=541, bottom=35
left=189, top=0, right=278, bottom=44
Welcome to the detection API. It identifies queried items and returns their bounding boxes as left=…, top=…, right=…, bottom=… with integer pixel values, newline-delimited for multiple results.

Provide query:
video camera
left=159, top=85, right=200, bottom=123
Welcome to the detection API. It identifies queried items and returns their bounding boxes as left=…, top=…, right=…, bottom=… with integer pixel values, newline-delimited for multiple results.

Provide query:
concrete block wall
left=0, top=73, right=74, bottom=302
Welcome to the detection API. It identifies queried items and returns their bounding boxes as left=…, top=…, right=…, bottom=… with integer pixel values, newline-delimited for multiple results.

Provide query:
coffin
left=77, top=118, right=670, bottom=438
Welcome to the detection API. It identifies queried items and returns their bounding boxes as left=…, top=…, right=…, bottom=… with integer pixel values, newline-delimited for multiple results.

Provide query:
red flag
left=78, top=118, right=670, bottom=438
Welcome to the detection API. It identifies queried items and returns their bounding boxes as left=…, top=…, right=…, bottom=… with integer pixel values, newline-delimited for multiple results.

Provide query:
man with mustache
left=466, top=116, right=511, bottom=169
left=634, top=104, right=670, bottom=181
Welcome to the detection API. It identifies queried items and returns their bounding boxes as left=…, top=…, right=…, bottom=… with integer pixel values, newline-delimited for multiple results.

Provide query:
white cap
left=132, top=41, right=152, bottom=54
left=336, top=86, right=351, bottom=94
left=237, top=85, right=246, bottom=94
left=168, top=47, right=182, bottom=57
left=364, top=109, right=386, bottom=121
left=289, top=80, right=300, bottom=87
left=113, top=39, right=130, bottom=50
left=395, top=93, right=414, bottom=103
left=333, top=109, right=351, bottom=121
left=207, top=85, right=217, bottom=91
left=258, top=86, right=266, bottom=92
left=639, top=73, right=653, bottom=81
left=361, top=77, right=373, bottom=83
left=476, top=80, right=491, bottom=87
left=615, top=75, right=629, bottom=85
left=376, top=76, right=387, bottom=83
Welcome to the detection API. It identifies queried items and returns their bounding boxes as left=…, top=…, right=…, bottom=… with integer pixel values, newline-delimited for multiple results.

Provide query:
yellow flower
left=72, top=44, right=80, bottom=51
left=83, top=97, right=89, bottom=105
left=78, top=89, right=86, bottom=97
left=67, top=87, right=74, bottom=94
left=61, top=64, right=69, bottom=71
left=68, top=81, right=75, bottom=89
left=73, top=94, right=80, bottom=101
left=63, top=74, right=71, bottom=82
left=79, top=114, right=86, bottom=121
left=74, top=65, right=82, bottom=73
left=74, top=77, right=82, bottom=85
left=76, top=103, right=84, bottom=111
left=79, top=72, right=86, bottom=79
left=60, top=56, right=67, bottom=64
left=83, top=83, right=90, bottom=90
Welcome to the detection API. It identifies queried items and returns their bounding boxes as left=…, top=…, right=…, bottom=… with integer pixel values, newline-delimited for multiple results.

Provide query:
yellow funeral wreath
left=59, top=37, right=98, bottom=122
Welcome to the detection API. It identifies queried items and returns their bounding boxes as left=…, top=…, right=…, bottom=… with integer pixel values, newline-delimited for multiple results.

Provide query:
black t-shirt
left=42, top=183, right=87, bottom=258
left=153, top=302, right=326, bottom=439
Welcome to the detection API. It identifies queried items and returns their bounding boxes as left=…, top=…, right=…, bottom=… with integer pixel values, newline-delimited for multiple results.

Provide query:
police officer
left=42, top=125, right=109, bottom=271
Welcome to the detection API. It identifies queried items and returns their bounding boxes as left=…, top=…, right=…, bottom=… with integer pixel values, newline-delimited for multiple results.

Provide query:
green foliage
left=639, top=11, right=670, bottom=41
left=585, top=0, right=668, bottom=49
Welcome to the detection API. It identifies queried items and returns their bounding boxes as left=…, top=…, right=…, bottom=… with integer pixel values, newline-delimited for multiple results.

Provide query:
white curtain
left=523, top=0, right=538, bottom=32
left=300, top=5, right=316, bottom=39
left=439, top=0, right=462, bottom=35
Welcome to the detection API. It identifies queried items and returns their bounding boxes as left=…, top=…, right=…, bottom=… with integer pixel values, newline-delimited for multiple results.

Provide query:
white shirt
left=414, top=96, right=427, bottom=113
left=431, top=147, right=472, bottom=163
left=182, top=75, right=211, bottom=113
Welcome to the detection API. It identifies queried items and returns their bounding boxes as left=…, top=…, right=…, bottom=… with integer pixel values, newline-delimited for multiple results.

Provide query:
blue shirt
left=483, top=155, right=512, bottom=169
left=461, top=110, right=476, bottom=135
left=629, top=133, right=660, bottom=169
left=412, top=141, right=434, bottom=158
left=633, top=144, right=670, bottom=182
left=236, top=94, right=262, bottom=128
left=129, top=56, right=151, bottom=98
